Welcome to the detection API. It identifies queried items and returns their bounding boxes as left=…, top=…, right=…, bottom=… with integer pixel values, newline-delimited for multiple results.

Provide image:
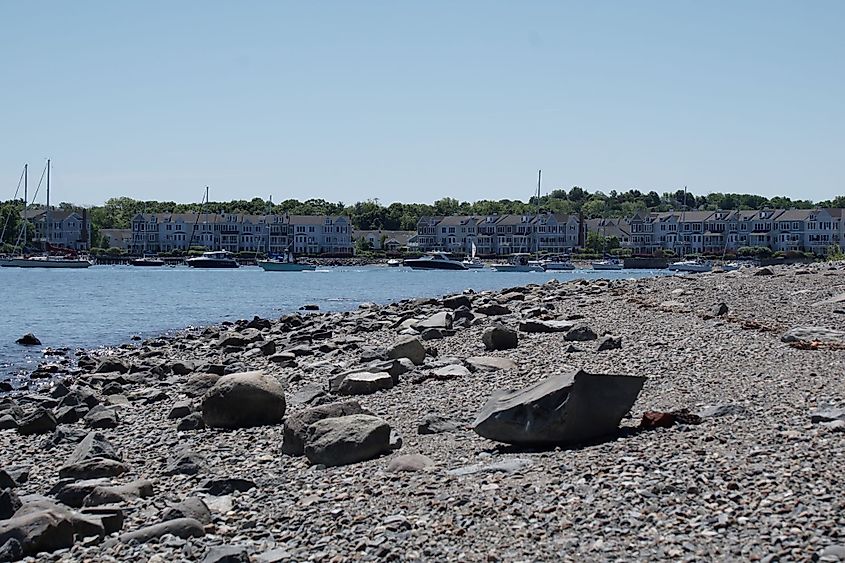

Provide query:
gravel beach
left=2, top=263, right=845, bottom=562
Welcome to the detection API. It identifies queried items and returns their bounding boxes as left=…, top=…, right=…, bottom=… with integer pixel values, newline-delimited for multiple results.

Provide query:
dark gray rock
left=782, top=326, right=845, bottom=346
left=58, top=458, right=129, bottom=480
left=288, top=384, right=327, bottom=406
left=42, top=426, right=88, bottom=450
left=475, top=303, right=511, bottom=316
left=15, top=333, right=41, bottom=346
left=0, top=415, right=16, bottom=430
left=176, top=413, right=206, bottom=431
left=419, top=328, right=445, bottom=341
left=65, top=432, right=121, bottom=466
left=198, top=477, right=256, bottom=496
left=596, top=335, right=622, bottom=352
left=79, top=505, right=124, bottom=534
left=203, top=545, right=251, bottom=563
left=0, top=537, right=22, bottom=561
left=95, top=358, right=129, bottom=374
left=518, top=319, right=574, bottom=333
left=282, top=401, right=367, bottom=456
left=473, top=369, right=646, bottom=446
left=304, top=414, right=392, bottom=467
left=48, top=478, right=110, bottom=508
left=442, top=294, right=471, bottom=310
left=83, top=479, right=153, bottom=507
left=161, top=497, right=212, bottom=525
left=118, top=518, right=205, bottom=543
left=0, top=471, right=14, bottom=490
left=710, top=302, right=729, bottom=317
left=564, top=325, right=598, bottom=342
left=754, top=267, right=774, bottom=276
left=0, top=509, right=74, bottom=558
left=385, top=335, right=426, bottom=365
left=201, top=371, right=286, bottom=429
left=16, top=409, right=57, bottom=436
left=183, top=373, right=221, bottom=398
left=168, top=400, right=193, bottom=420
left=482, top=324, right=518, bottom=351
left=418, top=414, right=461, bottom=435
left=164, top=448, right=206, bottom=476
left=336, top=372, right=394, bottom=396
left=810, top=408, right=845, bottom=424
left=83, top=406, right=119, bottom=429
left=0, top=489, right=21, bottom=520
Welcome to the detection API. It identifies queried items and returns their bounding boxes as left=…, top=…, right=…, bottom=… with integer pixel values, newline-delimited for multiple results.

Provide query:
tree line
left=3, top=187, right=845, bottom=249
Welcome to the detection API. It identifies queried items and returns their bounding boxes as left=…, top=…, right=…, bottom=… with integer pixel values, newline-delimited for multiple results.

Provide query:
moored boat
left=130, top=257, right=165, bottom=267
left=668, top=259, right=712, bottom=273
left=258, top=250, right=315, bottom=272
left=491, top=253, right=545, bottom=272
left=3, top=255, right=91, bottom=268
left=591, top=258, right=623, bottom=270
left=403, top=252, right=468, bottom=270
left=186, top=251, right=239, bottom=269
left=543, top=255, right=576, bottom=270
left=386, top=258, right=402, bottom=267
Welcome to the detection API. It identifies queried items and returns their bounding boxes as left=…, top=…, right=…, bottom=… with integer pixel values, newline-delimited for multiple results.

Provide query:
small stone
left=386, top=454, right=435, bottom=473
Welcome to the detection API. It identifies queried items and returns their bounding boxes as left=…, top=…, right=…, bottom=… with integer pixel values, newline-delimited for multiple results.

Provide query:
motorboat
left=258, top=250, right=315, bottom=272
left=668, top=259, right=713, bottom=273
left=461, top=257, right=484, bottom=269
left=591, top=258, right=623, bottom=271
left=491, top=253, right=545, bottom=272
left=186, top=251, right=239, bottom=269
left=130, top=257, right=165, bottom=267
left=2, top=255, right=91, bottom=268
left=403, top=252, right=468, bottom=270
left=386, top=258, right=402, bottom=267
left=543, top=256, right=576, bottom=270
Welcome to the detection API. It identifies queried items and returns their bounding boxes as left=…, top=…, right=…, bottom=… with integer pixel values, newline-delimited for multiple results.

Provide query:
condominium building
left=22, top=208, right=91, bottom=250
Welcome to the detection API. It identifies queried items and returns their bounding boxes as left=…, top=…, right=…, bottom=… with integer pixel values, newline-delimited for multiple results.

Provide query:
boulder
left=58, top=458, right=129, bottom=480
left=95, top=358, right=129, bottom=374
left=282, top=400, right=366, bottom=456
left=385, top=336, right=426, bottom=365
left=753, top=267, right=774, bottom=276
left=16, top=408, right=57, bottom=436
left=417, top=414, right=461, bottom=435
left=83, top=479, right=153, bottom=507
left=442, top=295, right=471, bottom=310
left=336, top=372, right=394, bottom=396
left=118, top=518, right=205, bottom=543
left=304, top=414, right=392, bottom=467
left=48, top=479, right=110, bottom=508
left=15, top=333, right=41, bottom=346
left=414, top=312, right=453, bottom=331
left=386, top=454, right=435, bottom=473
left=0, top=509, right=74, bottom=558
left=65, top=432, right=121, bottom=466
left=482, top=324, right=518, bottom=351
left=201, top=371, right=286, bottom=429
left=473, top=369, right=646, bottom=446
left=596, top=336, right=622, bottom=352
left=518, top=320, right=574, bottom=333
left=161, top=497, right=212, bottom=524
left=464, top=356, right=518, bottom=371
left=83, top=406, right=119, bottom=429
left=475, top=303, right=511, bottom=316
left=168, top=400, right=193, bottom=420
left=564, top=325, right=598, bottom=342
left=0, top=489, right=21, bottom=520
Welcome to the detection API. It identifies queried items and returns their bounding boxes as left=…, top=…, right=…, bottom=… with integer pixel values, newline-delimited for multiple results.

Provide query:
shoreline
left=1, top=261, right=845, bottom=560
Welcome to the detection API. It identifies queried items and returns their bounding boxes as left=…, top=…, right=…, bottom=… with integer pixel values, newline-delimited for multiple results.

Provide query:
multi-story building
left=412, top=213, right=581, bottom=256
left=22, top=208, right=91, bottom=250
left=352, top=230, right=416, bottom=252
left=590, top=208, right=845, bottom=256
left=129, top=213, right=352, bottom=256
left=99, top=228, right=132, bottom=251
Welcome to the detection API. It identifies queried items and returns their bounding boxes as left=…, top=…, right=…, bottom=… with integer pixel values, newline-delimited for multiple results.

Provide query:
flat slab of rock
left=473, top=369, right=645, bottom=446
left=465, top=356, right=518, bottom=371
left=782, top=326, right=845, bottom=346
left=65, top=432, right=121, bottom=466
left=0, top=508, right=75, bottom=558
left=201, top=370, right=286, bottom=429
left=418, top=414, right=461, bottom=435
left=448, top=458, right=534, bottom=476
left=336, top=372, right=394, bottom=396
left=119, top=517, right=205, bottom=543
left=58, top=458, right=129, bottom=480
left=518, top=319, right=574, bottom=333
left=304, top=414, right=392, bottom=467
left=414, top=312, right=453, bottom=331
left=387, top=454, right=435, bottom=473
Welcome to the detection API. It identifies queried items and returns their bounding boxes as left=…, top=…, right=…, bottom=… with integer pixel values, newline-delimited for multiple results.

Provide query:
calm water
left=1, top=265, right=663, bottom=383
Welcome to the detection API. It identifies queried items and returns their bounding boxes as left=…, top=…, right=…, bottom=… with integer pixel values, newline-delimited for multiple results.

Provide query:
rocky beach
left=2, top=263, right=845, bottom=562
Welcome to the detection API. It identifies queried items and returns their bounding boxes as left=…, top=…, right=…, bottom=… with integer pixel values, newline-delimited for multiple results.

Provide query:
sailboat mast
left=22, top=164, right=27, bottom=254
left=535, top=169, right=541, bottom=255
left=46, top=159, right=51, bottom=251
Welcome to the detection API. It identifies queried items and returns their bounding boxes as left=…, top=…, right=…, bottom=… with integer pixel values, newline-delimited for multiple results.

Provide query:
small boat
left=186, top=250, right=239, bottom=269
left=386, top=258, right=402, bottom=267
left=462, top=242, right=484, bottom=269
left=258, top=250, right=315, bottom=272
left=491, top=253, right=545, bottom=272
left=668, top=259, right=712, bottom=273
left=130, top=257, right=165, bottom=267
left=591, top=258, right=623, bottom=271
left=3, top=255, right=91, bottom=268
left=543, top=255, right=576, bottom=270
left=403, top=252, right=468, bottom=270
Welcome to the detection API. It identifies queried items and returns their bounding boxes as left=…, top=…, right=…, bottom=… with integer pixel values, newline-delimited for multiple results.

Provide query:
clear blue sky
left=2, top=1, right=842, bottom=206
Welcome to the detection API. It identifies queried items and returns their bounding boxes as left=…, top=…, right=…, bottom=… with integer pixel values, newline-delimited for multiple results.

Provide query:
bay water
left=1, top=265, right=663, bottom=384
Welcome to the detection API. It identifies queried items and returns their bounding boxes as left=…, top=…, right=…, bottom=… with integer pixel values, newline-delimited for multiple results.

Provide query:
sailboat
left=462, top=241, right=484, bottom=268
left=185, top=187, right=239, bottom=269
left=492, top=170, right=546, bottom=272
left=3, top=160, right=91, bottom=268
